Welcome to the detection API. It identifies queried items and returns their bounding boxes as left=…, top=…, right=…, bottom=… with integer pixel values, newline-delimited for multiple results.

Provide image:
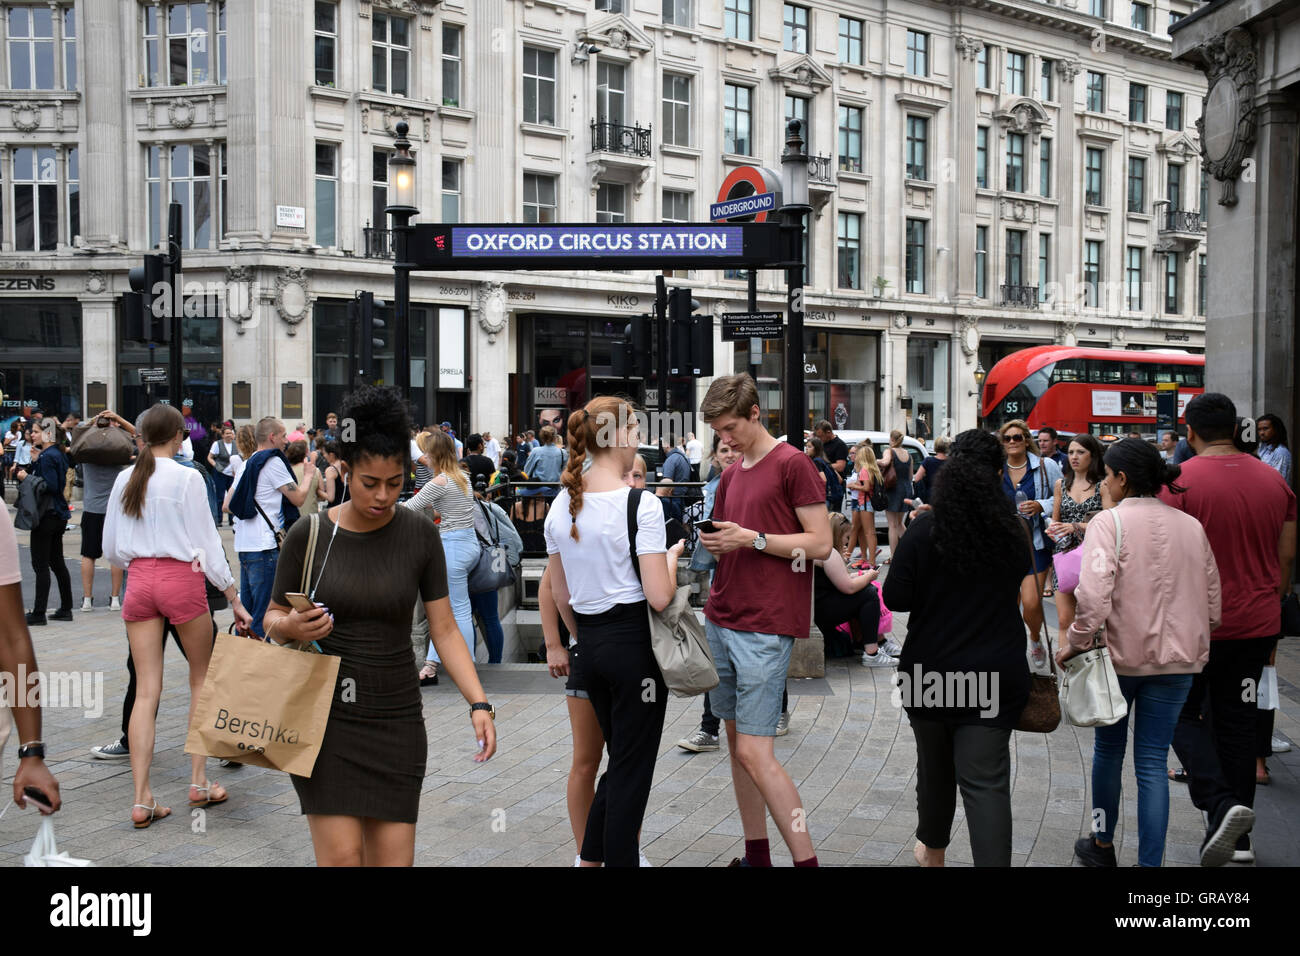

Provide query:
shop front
left=0, top=299, right=83, bottom=429
left=115, top=302, right=224, bottom=431
left=905, top=336, right=951, bottom=441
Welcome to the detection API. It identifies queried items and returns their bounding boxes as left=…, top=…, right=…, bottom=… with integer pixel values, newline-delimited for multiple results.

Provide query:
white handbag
left=23, top=817, right=92, bottom=867
left=1059, top=509, right=1129, bottom=728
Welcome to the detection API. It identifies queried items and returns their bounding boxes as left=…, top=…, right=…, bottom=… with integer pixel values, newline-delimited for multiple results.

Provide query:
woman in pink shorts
left=104, top=404, right=252, bottom=829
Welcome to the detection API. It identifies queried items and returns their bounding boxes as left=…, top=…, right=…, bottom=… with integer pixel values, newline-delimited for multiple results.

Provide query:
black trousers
left=1257, top=638, right=1279, bottom=760
left=120, top=618, right=217, bottom=742
left=911, top=718, right=1013, bottom=866
left=575, top=601, right=667, bottom=867
left=815, top=585, right=882, bottom=649
left=29, top=515, right=72, bottom=614
left=1172, top=635, right=1274, bottom=829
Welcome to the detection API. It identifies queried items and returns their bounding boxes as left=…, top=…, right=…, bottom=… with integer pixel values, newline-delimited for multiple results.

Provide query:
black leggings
left=29, top=515, right=72, bottom=614
left=814, top=584, right=882, bottom=648
left=574, top=601, right=667, bottom=867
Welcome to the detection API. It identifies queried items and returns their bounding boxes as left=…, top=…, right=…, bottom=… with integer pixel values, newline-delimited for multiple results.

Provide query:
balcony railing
left=1001, top=283, right=1039, bottom=308
left=590, top=121, right=652, bottom=157
left=809, top=154, right=833, bottom=183
left=363, top=226, right=392, bottom=259
left=1162, top=209, right=1205, bottom=233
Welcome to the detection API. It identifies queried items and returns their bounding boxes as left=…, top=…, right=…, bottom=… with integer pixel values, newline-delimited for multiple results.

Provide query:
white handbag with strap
left=1059, top=509, right=1130, bottom=727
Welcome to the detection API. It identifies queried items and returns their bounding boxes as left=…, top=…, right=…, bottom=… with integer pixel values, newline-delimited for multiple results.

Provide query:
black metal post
left=781, top=119, right=810, bottom=450
left=392, top=215, right=412, bottom=394
left=655, top=274, right=669, bottom=418
left=147, top=342, right=156, bottom=405
left=166, top=201, right=183, bottom=406
left=747, top=271, right=760, bottom=381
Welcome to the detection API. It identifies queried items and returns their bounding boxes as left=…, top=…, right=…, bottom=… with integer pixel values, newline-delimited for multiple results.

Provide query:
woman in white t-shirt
left=544, top=396, right=683, bottom=867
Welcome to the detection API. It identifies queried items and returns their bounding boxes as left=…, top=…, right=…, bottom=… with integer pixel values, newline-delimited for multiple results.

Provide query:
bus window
left=1121, top=363, right=1152, bottom=386
left=1051, top=358, right=1085, bottom=383
left=1177, top=366, right=1204, bottom=387
left=1089, top=360, right=1123, bottom=384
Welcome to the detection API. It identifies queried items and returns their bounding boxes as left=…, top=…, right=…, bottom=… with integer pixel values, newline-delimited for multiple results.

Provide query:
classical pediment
left=992, top=98, right=1052, bottom=135
left=768, top=55, right=834, bottom=93
left=579, top=15, right=654, bottom=57
left=1157, top=131, right=1201, bottom=162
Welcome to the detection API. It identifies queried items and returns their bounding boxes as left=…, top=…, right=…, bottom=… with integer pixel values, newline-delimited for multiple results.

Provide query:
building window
left=1127, top=156, right=1146, bottom=213
left=663, top=0, right=692, bottom=28
left=371, top=12, right=410, bottom=96
left=314, top=2, right=336, bottom=87
left=1166, top=91, right=1183, bottom=131
left=1132, top=2, right=1150, bottom=31
left=371, top=148, right=388, bottom=239
left=1197, top=253, right=1206, bottom=315
left=1038, top=233, right=1050, bottom=302
left=840, top=105, right=865, bottom=173
left=1084, top=240, right=1102, bottom=307
left=724, top=0, right=751, bottom=41
left=442, top=24, right=462, bottom=107
left=11, top=147, right=56, bottom=251
left=662, top=73, right=692, bottom=147
left=1200, top=173, right=1209, bottom=220
left=523, top=173, right=557, bottom=223
left=166, top=143, right=216, bottom=249
left=523, top=46, right=557, bottom=125
left=976, top=44, right=989, bottom=89
left=314, top=142, right=337, bottom=248
left=1089, top=0, right=1106, bottom=17
left=1040, top=58, right=1054, bottom=101
left=906, top=30, right=928, bottom=77
left=1129, top=82, right=1147, bottom=123
left=1039, top=138, right=1052, bottom=198
left=662, top=189, right=691, bottom=222
left=838, top=16, right=863, bottom=65
left=1164, top=254, right=1180, bottom=313
left=724, top=84, right=752, bottom=156
left=905, top=218, right=927, bottom=294
left=7, top=6, right=61, bottom=90
left=785, top=95, right=810, bottom=150
left=1006, top=51, right=1025, bottom=95
left=976, top=126, right=989, bottom=189
left=1126, top=246, right=1143, bottom=311
left=66, top=146, right=78, bottom=243
left=1086, top=71, right=1105, bottom=112
left=1085, top=147, right=1105, bottom=206
left=144, top=2, right=223, bottom=87
left=1168, top=163, right=1183, bottom=211
left=441, top=159, right=461, bottom=223
left=598, top=59, right=629, bottom=131
left=596, top=183, right=626, bottom=223
left=596, top=0, right=624, bottom=11
left=1005, top=229, right=1025, bottom=287
left=837, top=212, right=861, bottom=289
left=783, top=4, right=808, bottom=52
left=1006, top=132, right=1025, bottom=192
left=904, top=114, right=926, bottom=180
left=975, top=226, right=988, bottom=298
left=1170, top=11, right=1185, bottom=30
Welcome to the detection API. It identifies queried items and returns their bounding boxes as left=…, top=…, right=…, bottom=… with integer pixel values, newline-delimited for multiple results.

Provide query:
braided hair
left=560, top=395, right=637, bottom=541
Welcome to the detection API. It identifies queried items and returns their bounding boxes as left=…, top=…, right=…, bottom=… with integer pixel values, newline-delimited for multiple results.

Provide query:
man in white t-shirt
left=229, top=417, right=315, bottom=638
left=685, top=432, right=704, bottom=482
left=483, top=431, right=501, bottom=469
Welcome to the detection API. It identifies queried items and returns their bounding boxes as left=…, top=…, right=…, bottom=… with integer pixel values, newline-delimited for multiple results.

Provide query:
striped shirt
left=402, top=469, right=477, bottom=531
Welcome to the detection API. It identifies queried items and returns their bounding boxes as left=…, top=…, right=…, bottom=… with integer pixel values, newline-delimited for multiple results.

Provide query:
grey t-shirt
left=82, top=462, right=126, bottom=514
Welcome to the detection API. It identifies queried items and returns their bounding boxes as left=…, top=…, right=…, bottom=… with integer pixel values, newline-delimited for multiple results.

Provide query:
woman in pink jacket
left=1060, top=439, right=1220, bottom=868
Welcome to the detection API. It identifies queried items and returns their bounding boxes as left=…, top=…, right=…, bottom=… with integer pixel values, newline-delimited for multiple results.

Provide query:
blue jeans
left=238, top=549, right=279, bottom=640
left=1091, top=673, right=1194, bottom=867
left=471, top=589, right=505, bottom=664
left=428, top=527, right=478, bottom=664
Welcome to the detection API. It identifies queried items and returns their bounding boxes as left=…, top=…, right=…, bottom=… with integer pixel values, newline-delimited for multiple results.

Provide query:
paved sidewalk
left=2, top=508, right=1297, bottom=866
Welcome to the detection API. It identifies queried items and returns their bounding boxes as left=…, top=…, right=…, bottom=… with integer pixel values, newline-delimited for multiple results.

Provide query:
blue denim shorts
left=705, top=621, right=794, bottom=736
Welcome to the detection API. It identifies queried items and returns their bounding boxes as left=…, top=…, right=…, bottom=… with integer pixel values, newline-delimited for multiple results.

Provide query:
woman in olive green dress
left=264, top=386, right=497, bottom=866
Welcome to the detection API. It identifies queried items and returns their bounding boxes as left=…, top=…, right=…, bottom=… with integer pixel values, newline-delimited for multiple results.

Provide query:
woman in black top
left=882, top=429, right=1031, bottom=867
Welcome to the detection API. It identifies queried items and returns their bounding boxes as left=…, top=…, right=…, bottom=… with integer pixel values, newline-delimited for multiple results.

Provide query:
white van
left=780, top=430, right=928, bottom=531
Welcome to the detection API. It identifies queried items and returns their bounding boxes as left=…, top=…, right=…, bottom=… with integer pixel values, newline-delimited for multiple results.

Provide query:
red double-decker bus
left=980, top=346, right=1205, bottom=435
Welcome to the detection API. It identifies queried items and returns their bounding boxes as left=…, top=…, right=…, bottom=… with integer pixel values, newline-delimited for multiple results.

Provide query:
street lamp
left=968, top=363, right=987, bottom=397
left=780, top=118, right=811, bottom=450
left=386, top=121, right=418, bottom=395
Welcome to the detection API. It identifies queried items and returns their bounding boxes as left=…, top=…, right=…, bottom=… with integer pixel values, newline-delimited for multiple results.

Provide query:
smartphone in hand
left=284, top=592, right=316, bottom=613
left=22, top=786, right=54, bottom=814
left=694, top=519, right=719, bottom=535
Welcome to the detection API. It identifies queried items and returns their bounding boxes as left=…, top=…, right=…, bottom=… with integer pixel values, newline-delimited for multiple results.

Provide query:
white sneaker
left=574, top=854, right=581, bottom=867
left=81, top=597, right=93, bottom=611
left=1272, top=735, right=1292, bottom=754
left=881, top=638, right=903, bottom=656
left=862, top=649, right=898, bottom=668
left=109, top=596, right=121, bottom=611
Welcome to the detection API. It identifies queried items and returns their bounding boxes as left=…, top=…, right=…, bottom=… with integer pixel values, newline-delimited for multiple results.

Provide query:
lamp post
left=780, top=118, right=811, bottom=450
left=969, top=363, right=987, bottom=428
left=386, top=121, right=418, bottom=395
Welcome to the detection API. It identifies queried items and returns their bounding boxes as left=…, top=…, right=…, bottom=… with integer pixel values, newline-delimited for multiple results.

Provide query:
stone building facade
left=0, top=0, right=1209, bottom=440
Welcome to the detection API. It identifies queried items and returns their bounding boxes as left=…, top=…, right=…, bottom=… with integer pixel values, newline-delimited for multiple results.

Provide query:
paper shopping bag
left=185, top=634, right=340, bottom=777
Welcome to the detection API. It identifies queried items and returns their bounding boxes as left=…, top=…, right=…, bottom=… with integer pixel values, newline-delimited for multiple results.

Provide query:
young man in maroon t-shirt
left=697, top=374, right=832, bottom=867
left=1160, top=393, right=1297, bottom=866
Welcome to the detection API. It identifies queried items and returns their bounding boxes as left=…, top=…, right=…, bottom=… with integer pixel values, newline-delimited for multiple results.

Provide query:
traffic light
left=356, top=291, right=388, bottom=385
left=612, top=313, right=651, bottom=378
left=126, top=254, right=168, bottom=343
left=669, top=287, right=713, bottom=377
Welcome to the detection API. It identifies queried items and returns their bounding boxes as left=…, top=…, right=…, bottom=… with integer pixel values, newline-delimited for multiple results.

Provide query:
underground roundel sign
left=711, top=166, right=784, bottom=223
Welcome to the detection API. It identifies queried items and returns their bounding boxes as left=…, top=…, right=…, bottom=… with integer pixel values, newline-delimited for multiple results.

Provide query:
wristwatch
left=752, top=531, right=767, bottom=552
left=17, top=741, right=45, bottom=759
left=470, top=702, right=495, bottom=720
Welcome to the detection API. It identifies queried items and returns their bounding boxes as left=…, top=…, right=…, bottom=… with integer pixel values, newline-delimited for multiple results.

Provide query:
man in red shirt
left=698, top=374, right=831, bottom=867
left=1160, top=393, right=1297, bottom=866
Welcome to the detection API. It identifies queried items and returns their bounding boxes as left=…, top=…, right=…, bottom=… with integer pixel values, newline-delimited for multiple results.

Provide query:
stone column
left=268, top=0, right=306, bottom=243
left=474, top=0, right=511, bottom=220
left=954, top=35, right=983, bottom=297
left=471, top=282, right=511, bottom=438
left=80, top=284, right=118, bottom=408
left=224, top=0, right=263, bottom=239
left=81, top=0, right=125, bottom=247
left=1056, top=58, right=1083, bottom=304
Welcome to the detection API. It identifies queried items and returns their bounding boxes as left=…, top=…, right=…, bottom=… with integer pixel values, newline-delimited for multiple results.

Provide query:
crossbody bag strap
left=300, top=512, right=320, bottom=594
left=626, top=486, right=644, bottom=583
left=253, top=500, right=281, bottom=546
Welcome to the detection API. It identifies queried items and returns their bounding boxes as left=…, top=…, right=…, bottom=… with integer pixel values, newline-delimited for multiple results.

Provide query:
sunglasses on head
left=1002, top=434, right=1026, bottom=443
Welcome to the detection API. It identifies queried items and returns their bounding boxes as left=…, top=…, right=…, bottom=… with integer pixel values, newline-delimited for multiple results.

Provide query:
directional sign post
left=721, top=312, right=784, bottom=341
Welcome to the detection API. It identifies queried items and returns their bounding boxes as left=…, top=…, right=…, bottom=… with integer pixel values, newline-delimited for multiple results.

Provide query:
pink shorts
left=122, top=558, right=209, bottom=624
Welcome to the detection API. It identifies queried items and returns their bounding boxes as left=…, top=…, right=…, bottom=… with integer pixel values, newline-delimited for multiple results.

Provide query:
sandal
left=189, top=781, right=229, bottom=808
left=1169, top=768, right=1190, bottom=784
left=1257, top=766, right=1270, bottom=786
left=131, top=802, right=172, bottom=829
left=1042, top=586, right=1055, bottom=598
left=419, top=662, right=439, bottom=686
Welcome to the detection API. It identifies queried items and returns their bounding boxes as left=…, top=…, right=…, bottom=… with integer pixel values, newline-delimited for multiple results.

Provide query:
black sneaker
left=1074, top=837, right=1117, bottom=867
left=25, top=611, right=47, bottom=626
left=50, top=608, right=74, bottom=622
left=727, top=857, right=752, bottom=867
left=1200, top=804, right=1255, bottom=867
